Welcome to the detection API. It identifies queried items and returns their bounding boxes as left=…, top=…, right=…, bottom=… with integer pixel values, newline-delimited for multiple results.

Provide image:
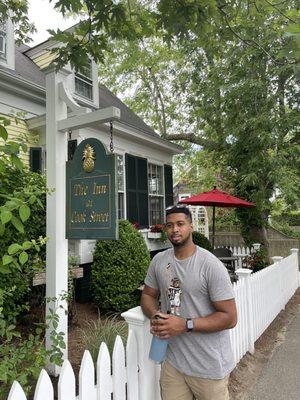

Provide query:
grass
left=80, top=314, right=128, bottom=362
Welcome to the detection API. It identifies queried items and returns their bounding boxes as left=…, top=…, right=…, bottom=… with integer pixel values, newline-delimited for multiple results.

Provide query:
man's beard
left=169, top=235, right=191, bottom=248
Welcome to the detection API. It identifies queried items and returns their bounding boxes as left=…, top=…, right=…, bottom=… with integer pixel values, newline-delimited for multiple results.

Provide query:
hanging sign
left=66, top=138, right=118, bottom=239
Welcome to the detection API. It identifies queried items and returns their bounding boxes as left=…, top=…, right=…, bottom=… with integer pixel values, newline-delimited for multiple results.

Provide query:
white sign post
left=44, top=65, right=120, bottom=375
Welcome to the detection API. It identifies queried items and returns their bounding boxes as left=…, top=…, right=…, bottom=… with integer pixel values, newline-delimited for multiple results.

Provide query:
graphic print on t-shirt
left=167, top=277, right=182, bottom=316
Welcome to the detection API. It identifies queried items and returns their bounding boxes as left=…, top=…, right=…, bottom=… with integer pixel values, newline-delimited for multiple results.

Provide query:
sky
left=28, top=0, right=79, bottom=46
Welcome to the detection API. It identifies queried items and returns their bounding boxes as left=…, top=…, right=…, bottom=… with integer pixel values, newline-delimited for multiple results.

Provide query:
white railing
left=8, top=333, right=139, bottom=400
left=7, top=249, right=299, bottom=400
left=230, top=248, right=299, bottom=364
left=216, top=245, right=252, bottom=255
left=216, top=244, right=262, bottom=269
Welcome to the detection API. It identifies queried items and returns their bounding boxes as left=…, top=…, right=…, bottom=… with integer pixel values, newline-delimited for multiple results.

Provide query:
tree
left=1, top=1, right=299, bottom=251
left=97, top=2, right=299, bottom=252
left=1, top=1, right=298, bottom=73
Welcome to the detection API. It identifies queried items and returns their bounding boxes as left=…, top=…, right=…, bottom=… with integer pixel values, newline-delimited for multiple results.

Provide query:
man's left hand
left=151, top=313, right=186, bottom=339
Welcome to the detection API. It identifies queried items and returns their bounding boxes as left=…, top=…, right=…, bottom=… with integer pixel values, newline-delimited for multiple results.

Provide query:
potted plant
left=148, top=223, right=166, bottom=240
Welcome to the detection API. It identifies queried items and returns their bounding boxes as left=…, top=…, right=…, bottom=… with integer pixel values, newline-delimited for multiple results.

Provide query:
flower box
left=147, top=232, right=162, bottom=239
left=32, top=267, right=84, bottom=286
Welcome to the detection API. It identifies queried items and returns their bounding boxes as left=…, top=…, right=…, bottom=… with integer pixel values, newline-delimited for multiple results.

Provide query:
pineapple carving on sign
left=82, top=144, right=95, bottom=172
left=66, top=138, right=118, bottom=240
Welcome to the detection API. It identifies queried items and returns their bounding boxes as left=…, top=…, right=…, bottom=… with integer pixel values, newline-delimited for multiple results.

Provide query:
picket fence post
left=122, top=306, right=160, bottom=400
left=290, top=249, right=299, bottom=287
left=271, top=256, right=284, bottom=310
left=271, top=256, right=283, bottom=264
left=235, top=268, right=255, bottom=354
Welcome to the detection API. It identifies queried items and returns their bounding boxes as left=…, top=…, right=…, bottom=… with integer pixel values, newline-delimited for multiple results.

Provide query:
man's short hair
left=166, top=205, right=192, bottom=222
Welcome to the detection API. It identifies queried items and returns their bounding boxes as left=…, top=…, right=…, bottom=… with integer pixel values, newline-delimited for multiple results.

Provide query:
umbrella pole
left=212, top=206, right=216, bottom=249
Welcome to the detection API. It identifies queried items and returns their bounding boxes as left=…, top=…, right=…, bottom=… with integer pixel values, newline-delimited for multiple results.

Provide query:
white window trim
left=74, top=59, right=93, bottom=101
left=148, top=162, right=165, bottom=225
left=0, top=27, right=7, bottom=59
left=117, top=153, right=126, bottom=220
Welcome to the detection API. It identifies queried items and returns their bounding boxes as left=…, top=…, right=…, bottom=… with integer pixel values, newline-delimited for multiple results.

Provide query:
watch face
left=187, top=319, right=193, bottom=330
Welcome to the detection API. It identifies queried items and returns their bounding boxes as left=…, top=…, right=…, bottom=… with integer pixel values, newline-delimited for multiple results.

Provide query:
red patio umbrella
left=179, top=186, right=255, bottom=248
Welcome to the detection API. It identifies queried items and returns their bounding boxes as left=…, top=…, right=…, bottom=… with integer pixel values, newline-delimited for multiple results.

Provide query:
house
left=0, top=19, right=182, bottom=267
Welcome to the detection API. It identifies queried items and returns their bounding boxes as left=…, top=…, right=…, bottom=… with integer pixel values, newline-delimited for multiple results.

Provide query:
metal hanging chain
left=109, top=120, right=114, bottom=153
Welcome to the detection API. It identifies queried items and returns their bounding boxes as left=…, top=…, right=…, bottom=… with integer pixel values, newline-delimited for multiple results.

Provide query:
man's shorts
left=160, top=361, right=230, bottom=400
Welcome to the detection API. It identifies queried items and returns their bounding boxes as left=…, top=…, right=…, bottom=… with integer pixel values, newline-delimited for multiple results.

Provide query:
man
left=141, top=205, right=237, bottom=400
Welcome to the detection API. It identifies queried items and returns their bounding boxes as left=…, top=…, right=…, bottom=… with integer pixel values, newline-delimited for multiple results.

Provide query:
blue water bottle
left=149, top=315, right=168, bottom=363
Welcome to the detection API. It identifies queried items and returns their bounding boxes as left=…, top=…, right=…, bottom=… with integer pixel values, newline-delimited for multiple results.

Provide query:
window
left=164, top=164, right=174, bottom=208
left=117, top=154, right=125, bottom=219
left=29, top=147, right=42, bottom=173
left=75, top=60, right=93, bottom=100
left=148, top=163, right=164, bottom=225
left=0, top=22, right=6, bottom=59
left=125, top=154, right=149, bottom=228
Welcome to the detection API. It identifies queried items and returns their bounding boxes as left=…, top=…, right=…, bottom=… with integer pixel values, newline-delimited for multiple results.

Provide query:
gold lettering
left=85, top=200, right=93, bottom=208
left=71, top=211, right=86, bottom=223
left=74, top=184, right=88, bottom=196
left=89, top=211, right=109, bottom=223
left=93, top=183, right=107, bottom=195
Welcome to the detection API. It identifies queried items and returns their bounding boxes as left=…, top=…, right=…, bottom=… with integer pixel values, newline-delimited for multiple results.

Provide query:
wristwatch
left=186, top=318, right=194, bottom=332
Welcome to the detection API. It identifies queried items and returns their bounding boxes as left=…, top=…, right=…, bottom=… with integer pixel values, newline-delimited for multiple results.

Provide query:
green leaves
left=11, top=216, right=24, bottom=233
left=19, top=205, right=30, bottom=222
left=19, top=252, right=28, bottom=265
left=0, top=125, right=8, bottom=141
left=10, top=154, right=23, bottom=171
left=2, top=255, right=13, bottom=266
left=8, top=244, right=22, bottom=255
left=0, top=210, right=12, bottom=225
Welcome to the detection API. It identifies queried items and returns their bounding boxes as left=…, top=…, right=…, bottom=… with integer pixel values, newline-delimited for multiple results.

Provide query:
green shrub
left=91, top=220, right=150, bottom=313
left=192, top=231, right=213, bottom=252
left=0, top=334, right=48, bottom=398
left=246, top=247, right=268, bottom=273
left=0, top=296, right=66, bottom=399
left=272, top=210, right=300, bottom=227
left=271, top=220, right=300, bottom=239
left=0, top=168, right=46, bottom=322
left=81, top=315, right=128, bottom=361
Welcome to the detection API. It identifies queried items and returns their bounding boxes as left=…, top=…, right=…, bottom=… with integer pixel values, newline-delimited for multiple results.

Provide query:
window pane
left=118, top=193, right=124, bottom=219
left=156, top=165, right=163, bottom=195
left=0, top=34, right=6, bottom=56
left=77, top=59, right=92, bottom=79
left=149, top=196, right=164, bottom=225
left=75, top=77, right=93, bottom=100
left=117, top=155, right=124, bottom=191
left=148, top=163, right=163, bottom=195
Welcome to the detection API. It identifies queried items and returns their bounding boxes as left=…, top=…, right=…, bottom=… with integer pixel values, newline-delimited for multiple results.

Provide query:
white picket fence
left=217, top=245, right=252, bottom=256
left=7, top=249, right=299, bottom=400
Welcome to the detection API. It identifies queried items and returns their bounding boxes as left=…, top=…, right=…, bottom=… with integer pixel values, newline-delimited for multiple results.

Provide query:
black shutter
left=29, top=147, right=42, bottom=173
left=125, top=154, right=149, bottom=228
left=164, top=164, right=174, bottom=207
left=68, top=139, right=77, bottom=161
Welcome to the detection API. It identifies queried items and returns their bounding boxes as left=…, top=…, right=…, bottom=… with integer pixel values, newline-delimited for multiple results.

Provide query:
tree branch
left=163, top=132, right=227, bottom=151
left=147, top=67, right=167, bottom=136
left=264, top=0, right=297, bottom=23
left=140, top=70, right=164, bottom=135
left=218, top=6, right=283, bottom=65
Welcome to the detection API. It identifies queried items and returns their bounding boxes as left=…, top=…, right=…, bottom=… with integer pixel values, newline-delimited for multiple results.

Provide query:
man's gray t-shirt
left=145, top=246, right=235, bottom=379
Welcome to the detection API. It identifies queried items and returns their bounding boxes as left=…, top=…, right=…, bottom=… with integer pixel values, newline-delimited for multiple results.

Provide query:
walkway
left=247, top=303, right=300, bottom=400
